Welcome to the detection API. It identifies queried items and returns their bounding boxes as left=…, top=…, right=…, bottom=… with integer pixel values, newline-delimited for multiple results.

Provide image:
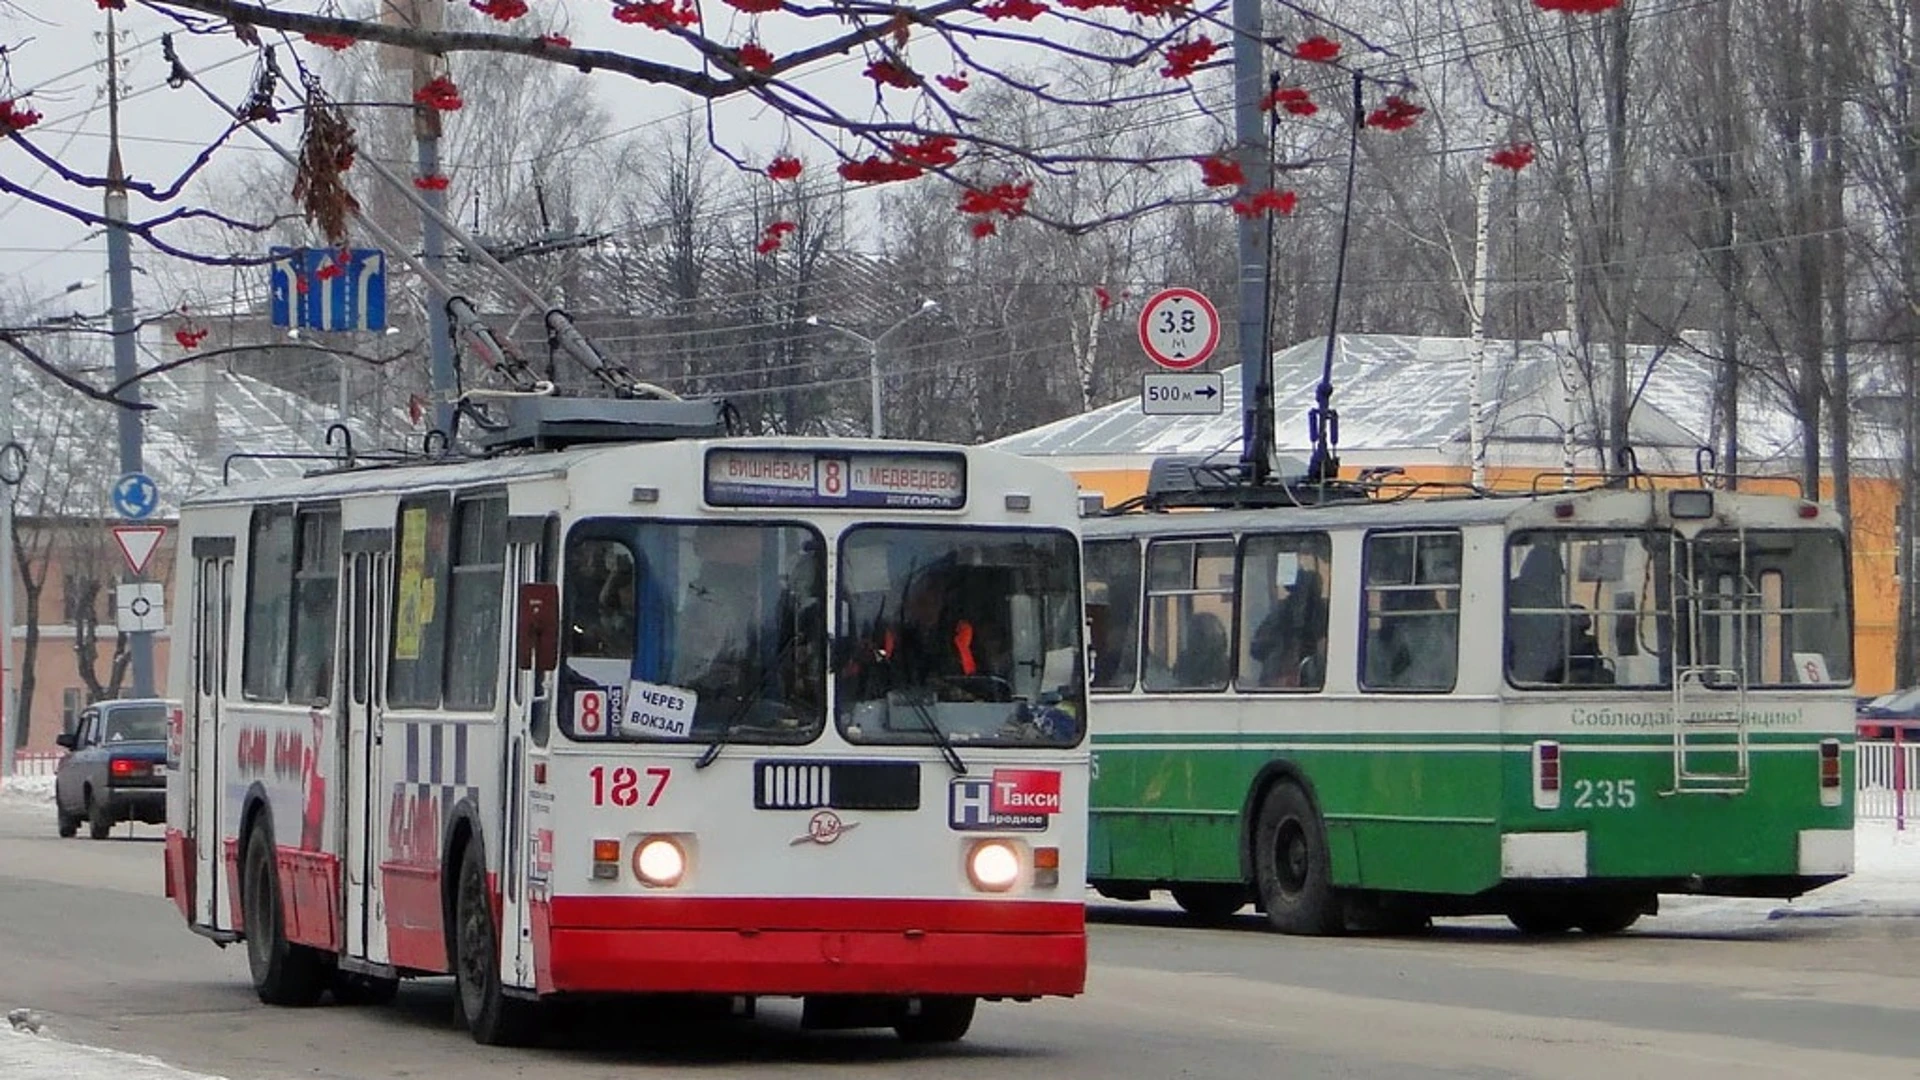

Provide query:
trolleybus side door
left=190, top=542, right=235, bottom=930
left=500, top=515, right=556, bottom=992
left=342, top=538, right=393, bottom=964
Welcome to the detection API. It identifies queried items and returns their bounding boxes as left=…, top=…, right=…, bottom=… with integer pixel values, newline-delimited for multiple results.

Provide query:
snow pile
left=0, top=774, right=54, bottom=808
left=0, top=1026, right=227, bottom=1080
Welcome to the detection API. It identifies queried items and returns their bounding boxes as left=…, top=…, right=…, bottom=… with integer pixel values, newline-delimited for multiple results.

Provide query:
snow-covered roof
left=990, top=334, right=1861, bottom=475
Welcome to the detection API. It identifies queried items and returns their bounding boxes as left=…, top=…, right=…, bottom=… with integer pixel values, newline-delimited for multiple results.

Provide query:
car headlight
left=967, top=840, right=1022, bottom=892
left=633, top=836, right=687, bottom=888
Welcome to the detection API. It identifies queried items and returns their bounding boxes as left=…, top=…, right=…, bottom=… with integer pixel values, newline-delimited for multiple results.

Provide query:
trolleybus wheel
left=892, top=996, right=977, bottom=1043
left=242, top=817, right=328, bottom=1006
left=1505, top=903, right=1576, bottom=935
left=1170, top=884, right=1247, bottom=923
left=454, top=839, right=541, bottom=1046
left=1573, top=894, right=1649, bottom=935
left=1253, top=782, right=1342, bottom=935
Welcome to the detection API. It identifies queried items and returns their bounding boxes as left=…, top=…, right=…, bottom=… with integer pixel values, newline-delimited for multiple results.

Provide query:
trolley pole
left=105, top=13, right=155, bottom=698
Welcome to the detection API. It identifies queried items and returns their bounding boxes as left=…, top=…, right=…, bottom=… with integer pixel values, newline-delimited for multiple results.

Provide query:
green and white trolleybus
left=1081, top=477, right=1854, bottom=934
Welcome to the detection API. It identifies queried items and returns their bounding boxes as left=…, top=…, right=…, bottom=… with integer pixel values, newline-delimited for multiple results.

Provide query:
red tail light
left=110, top=758, right=151, bottom=779
left=1818, top=740, right=1841, bottom=787
left=1532, top=741, right=1562, bottom=810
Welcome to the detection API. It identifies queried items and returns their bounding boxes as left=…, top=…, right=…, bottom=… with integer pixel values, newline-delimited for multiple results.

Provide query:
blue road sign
left=269, top=247, right=388, bottom=332
left=112, top=472, right=159, bottom=520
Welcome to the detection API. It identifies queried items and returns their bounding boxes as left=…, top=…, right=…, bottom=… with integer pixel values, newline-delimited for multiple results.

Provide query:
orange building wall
left=1067, top=464, right=1900, bottom=694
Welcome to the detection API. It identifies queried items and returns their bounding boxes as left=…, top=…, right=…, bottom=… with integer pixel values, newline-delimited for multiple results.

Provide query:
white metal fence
left=3, top=750, right=65, bottom=778
left=1857, top=739, right=1918, bottom=827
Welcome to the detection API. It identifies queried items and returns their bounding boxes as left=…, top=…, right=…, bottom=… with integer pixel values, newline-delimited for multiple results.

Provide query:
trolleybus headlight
left=967, top=840, right=1022, bottom=892
left=633, top=836, right=687, bottom=888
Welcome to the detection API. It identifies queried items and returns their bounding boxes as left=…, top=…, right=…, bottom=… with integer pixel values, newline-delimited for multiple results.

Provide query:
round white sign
left=1137, top=287, right=1220, bottom=370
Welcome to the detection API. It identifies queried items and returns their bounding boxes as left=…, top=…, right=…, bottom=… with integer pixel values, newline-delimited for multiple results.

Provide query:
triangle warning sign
left=112, top=525, right=167, bottom=576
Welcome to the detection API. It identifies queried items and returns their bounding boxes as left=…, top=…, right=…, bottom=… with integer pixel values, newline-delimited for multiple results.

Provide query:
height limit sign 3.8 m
left=1138, top=287, right=1220, bottom=371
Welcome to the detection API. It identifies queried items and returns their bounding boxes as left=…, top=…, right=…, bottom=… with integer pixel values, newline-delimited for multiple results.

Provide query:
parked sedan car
left=54, top=698, right=175, bottom=839
left=1857, top=686, right=1920, bottom=740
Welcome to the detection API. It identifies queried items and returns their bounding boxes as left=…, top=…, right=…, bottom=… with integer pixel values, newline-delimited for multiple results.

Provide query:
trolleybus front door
left=343, top=548, right=392, bottom=964
left=500, top=517, right=555, bottom=991
left=190, top=552, right=232, bottom=930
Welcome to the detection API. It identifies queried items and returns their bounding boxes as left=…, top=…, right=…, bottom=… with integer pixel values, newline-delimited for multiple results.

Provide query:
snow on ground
left=0, top=1026, right=227, bottom=1080
left=0, top=774, right=56, bottom=809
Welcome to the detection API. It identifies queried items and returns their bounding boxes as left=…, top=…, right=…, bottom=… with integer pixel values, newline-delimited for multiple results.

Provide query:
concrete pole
left=1230, top=0, right=1271, bottom=483
left=105, top=12, right=155, bottom=698
left=413, top=38, right=456, bottom=440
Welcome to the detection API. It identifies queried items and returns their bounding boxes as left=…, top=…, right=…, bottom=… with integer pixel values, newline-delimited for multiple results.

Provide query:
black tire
left=1170, top=884, right=1247, bottom=923
left=56, top=803, right=80, bottom=838
left=86, top=790, right=113, bottom=840
left=1574, top=894, right=1649, bottom=935
left=454, top=838, right=541, bottom=1046
left=1252, top=781, right=1342, bottom=935
left=892, top=996, right=977, bottom=1043
left=1506, top=902, right=1576, bottom=936
left=242, top=817, right=328, bottom=1006
left=330, top=970, right=401, bottom=1006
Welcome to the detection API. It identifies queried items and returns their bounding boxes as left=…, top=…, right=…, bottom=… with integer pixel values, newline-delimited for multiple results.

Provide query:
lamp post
left=2, top=279, right=99, bottom=776
left=806, top=299, right=937, bottom=438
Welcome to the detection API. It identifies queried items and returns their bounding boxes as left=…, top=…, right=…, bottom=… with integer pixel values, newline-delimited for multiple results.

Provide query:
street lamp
left=1, top=279, right=98, bottom=777
left=806, top=298, right=938, bottom=438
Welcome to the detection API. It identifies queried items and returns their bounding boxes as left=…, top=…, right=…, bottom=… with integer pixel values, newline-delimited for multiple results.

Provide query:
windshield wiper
left=900, top=691, right=967, bottom=776
left=694, top=696, right=758, bottom=770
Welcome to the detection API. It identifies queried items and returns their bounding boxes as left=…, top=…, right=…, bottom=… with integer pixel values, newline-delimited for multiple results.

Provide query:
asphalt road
left=1, top=805, right=1916, bottom=1080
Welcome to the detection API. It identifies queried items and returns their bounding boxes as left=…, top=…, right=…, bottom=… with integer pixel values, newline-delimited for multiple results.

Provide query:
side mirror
left=54, top=732, right=77, bottom=751
left=517, top=582, right=560, bottom=674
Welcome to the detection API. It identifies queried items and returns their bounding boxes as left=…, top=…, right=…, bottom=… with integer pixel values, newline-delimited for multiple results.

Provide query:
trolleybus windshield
left=557, top=520, right=827, bottom=743
left=834, top=526, right=1086, bottom=748
left=1505, top=528, right=1850, bottom=690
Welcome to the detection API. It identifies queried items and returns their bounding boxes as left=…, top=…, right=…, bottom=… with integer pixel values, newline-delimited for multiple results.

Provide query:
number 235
left=1572, top=778, right=1636, bottom=809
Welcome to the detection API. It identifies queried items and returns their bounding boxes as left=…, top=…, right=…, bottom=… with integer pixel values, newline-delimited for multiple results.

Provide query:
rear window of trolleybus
left=555, top=520, right=827, bottom=744
left=833, top=525, right=1087, bottom=749
left=1504, top=528, right=1851, bottom=690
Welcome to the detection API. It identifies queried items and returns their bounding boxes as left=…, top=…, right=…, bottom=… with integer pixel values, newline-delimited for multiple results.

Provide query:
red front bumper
left=540, top=896, right=1086, bottom=998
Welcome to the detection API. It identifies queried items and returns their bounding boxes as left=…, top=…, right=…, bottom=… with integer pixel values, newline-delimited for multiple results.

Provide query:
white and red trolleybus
left=162, top=421, right=1089, bottom=1045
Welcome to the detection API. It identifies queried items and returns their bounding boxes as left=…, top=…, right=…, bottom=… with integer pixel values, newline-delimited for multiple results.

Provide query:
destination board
left=705, top=448, right=967, bottom=510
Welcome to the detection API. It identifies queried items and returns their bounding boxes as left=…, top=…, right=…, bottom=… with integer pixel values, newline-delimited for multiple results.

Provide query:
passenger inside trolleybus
left=835, top=530, right=1085, bottom=747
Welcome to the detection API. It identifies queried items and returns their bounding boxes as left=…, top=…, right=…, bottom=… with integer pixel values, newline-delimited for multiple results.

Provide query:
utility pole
left=407, top=0, right=456, bottom=438
left=105, top=12, right=155, bottom=698
left=1231, top=0, right=1272, bottom=484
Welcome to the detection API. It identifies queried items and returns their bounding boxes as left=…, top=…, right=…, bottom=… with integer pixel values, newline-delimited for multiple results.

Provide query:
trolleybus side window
left=836, top=526, right=1085, bottom=747
left=287, top=508, right=341, bottom=705
left=1084, top=539, right=1141, bottom=692
left=1143, top=538, right=1234, bottom=693
left=559, top=521, right=827, bottom=743
left=1360, top=531, right=1460, bottom=692
left=445, top=495, right=508, bottom=711
left=389, top=494, right=454, bottom=709
left=1237, top=532, right=1330, bottom=691
left=242, top=504, right=295, bottom=702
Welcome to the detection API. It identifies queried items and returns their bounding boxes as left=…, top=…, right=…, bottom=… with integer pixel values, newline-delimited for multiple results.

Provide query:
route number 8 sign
left=1138, top=287, right=1220, bottom=371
